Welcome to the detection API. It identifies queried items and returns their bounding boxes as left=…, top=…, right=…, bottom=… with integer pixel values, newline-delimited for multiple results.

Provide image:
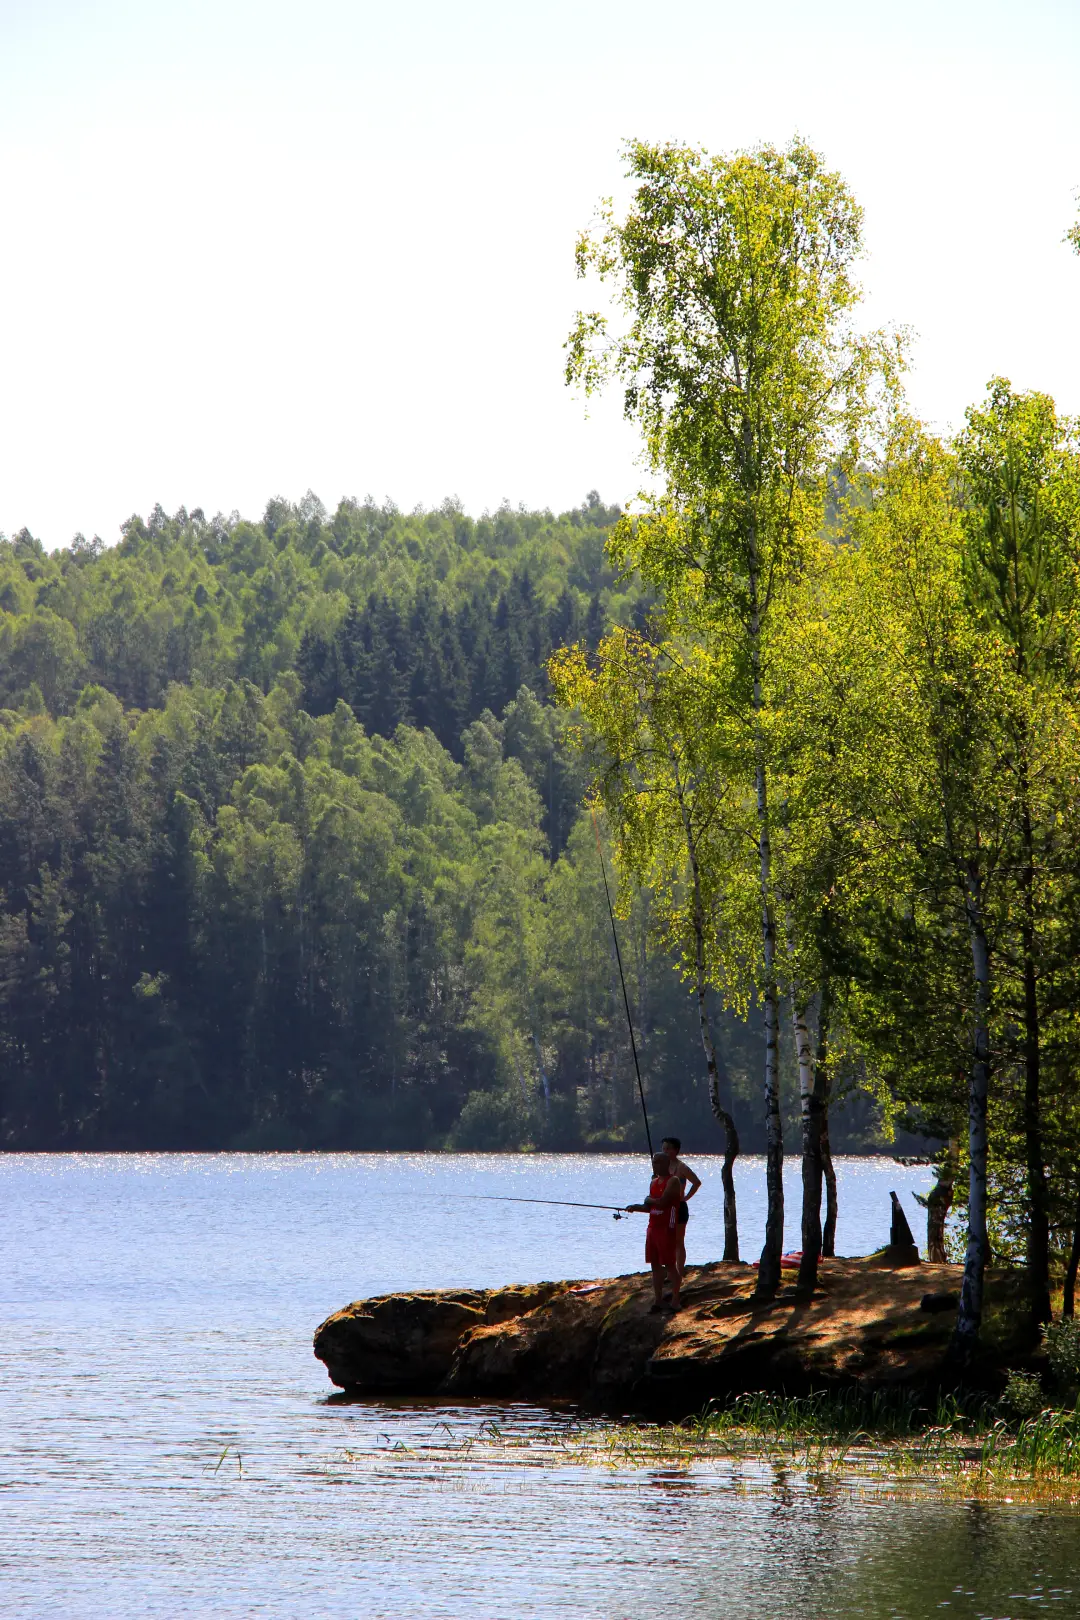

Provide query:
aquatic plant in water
left=347, top=1390, right=1080, bottom=1503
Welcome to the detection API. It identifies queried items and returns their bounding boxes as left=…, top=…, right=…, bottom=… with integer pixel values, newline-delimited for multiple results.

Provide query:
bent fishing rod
left=590, top=807, right=654, bottom=1159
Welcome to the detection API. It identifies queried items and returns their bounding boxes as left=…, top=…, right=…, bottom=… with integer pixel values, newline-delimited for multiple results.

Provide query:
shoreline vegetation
left=342, top=1392, right=1080, bottom=1505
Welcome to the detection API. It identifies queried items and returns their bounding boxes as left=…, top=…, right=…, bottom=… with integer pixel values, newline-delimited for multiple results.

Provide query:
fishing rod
left=448, top=1193, right=638, bottom=1221
left=590, top=807, right=654, bottom=1159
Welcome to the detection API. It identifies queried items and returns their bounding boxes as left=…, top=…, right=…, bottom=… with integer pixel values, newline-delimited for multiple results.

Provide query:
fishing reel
left=613, top=1210, right=625, bottom=1220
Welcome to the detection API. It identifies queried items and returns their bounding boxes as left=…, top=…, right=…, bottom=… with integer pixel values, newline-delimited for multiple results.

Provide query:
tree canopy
left=557, top=136, right=1080, bottom=1343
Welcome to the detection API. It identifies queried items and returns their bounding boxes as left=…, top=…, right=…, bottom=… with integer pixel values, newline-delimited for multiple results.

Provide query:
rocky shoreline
left=313, top=1258, right=1034, bottom=1414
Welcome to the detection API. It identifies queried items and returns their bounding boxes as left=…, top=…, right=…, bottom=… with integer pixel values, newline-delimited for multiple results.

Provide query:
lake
left=0, top=1152, right=1076, bottom=1617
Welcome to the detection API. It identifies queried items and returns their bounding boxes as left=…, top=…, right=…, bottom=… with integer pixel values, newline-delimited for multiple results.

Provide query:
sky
left=0, top=0, right=1077, bottom=547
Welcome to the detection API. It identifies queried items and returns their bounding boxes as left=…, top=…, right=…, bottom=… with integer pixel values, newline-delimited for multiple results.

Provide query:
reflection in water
left=819, top=1500, right=1077, bottom=1617
left=324, top=1425, right=1080, bottom=1619
left=0, top=1153, right=1076, bottom=1617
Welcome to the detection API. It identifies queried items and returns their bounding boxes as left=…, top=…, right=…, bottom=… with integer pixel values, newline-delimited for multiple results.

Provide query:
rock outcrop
left=314, top=1258, right=1033, bottom=1413
left=314, top=1282, right=563, bottom=1392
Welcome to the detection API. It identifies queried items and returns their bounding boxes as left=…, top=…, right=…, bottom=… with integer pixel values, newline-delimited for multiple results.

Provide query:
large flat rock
left=313, top=1260, right=1033, bottom=1412
left=314, top=1282, right=564, bottom=1391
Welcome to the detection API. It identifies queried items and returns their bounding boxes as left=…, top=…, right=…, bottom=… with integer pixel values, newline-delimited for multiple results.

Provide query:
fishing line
left=445, top=1193, right=637, bottom=1220
left=590, top=807, right=654, bottom=1159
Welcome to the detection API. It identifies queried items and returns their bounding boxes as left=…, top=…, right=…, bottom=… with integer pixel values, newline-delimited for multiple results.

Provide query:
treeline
left=0, top=490, right=625, bottom=750
left=2, top=489, right=871, bottom=1153
left=557, top=135, right=1080, bottom=1346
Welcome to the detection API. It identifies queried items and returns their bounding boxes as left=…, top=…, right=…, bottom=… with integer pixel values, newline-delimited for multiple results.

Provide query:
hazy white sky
left=0, top=0, right=1077, bottom=547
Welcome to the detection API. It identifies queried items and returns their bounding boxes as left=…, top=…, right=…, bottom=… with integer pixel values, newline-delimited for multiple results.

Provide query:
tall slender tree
left=567, top=138, right=888, bottom=1295
left=820, top=421, right=1020, bottom=1354
left=955, top=380, right=1080, bottom=1325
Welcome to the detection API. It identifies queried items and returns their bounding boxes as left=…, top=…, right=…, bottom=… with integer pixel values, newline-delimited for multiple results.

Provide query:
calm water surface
left=0, top=1152, right=1076, bottom=1618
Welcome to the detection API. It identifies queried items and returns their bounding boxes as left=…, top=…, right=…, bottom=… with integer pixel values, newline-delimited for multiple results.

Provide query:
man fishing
left=625, top=1152, right=683, bottom=1313
left=663, top=1135, right=701, bottom=1277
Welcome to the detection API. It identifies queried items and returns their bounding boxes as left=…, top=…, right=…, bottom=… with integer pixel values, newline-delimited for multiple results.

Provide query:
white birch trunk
left=755, top=757, right=783, bottom=1298
left=677, top=780, right=740, bottom=1263
left=955, top=883, right=991, bottom=1358
left=790, top=977, right=821, bottom=1294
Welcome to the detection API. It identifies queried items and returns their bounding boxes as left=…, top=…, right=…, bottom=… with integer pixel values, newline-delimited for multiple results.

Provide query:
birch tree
left=567, top=137, right=887, bottom=1295
left=824, top=422, right=1019, bottom=1355
left=769, top=561, right=849, bottom=1294
left=955, top=380, right=1080, bottom=1325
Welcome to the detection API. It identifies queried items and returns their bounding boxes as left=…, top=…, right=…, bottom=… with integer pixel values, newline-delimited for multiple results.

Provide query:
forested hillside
left=0, top=491, right=828, bottom=1152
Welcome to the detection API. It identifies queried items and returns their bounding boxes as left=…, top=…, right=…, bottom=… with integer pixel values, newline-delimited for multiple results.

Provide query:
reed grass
left=579, top=1392, right=1080, bottom=1501
left=338, top=1390, right=1080, bottom=1503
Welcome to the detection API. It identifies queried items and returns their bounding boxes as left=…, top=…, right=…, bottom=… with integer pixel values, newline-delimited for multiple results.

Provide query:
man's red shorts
left=645, top=1224, right=677, bottom=1268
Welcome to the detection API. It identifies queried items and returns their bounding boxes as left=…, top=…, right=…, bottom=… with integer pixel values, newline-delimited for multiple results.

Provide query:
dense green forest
left=0, top=491, right=850, bottom=1153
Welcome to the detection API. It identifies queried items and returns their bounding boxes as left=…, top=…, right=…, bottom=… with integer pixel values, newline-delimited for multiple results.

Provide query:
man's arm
left=628, top=1175, right=684, bottom=1212
left=626, top=1187, right=668, bottom=1211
